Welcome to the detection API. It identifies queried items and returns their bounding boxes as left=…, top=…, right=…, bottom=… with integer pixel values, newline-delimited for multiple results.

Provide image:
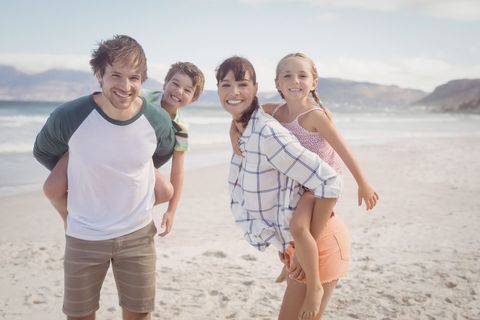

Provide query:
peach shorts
left=284, top=215, right=351, bottom=284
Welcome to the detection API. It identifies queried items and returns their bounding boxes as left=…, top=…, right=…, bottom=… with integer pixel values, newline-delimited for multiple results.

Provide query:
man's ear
left=95, top=72, right=103, bottom=87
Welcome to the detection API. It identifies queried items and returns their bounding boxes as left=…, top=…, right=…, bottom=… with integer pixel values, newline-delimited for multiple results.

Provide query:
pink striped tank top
left=272, top=103, right=342, bottom=174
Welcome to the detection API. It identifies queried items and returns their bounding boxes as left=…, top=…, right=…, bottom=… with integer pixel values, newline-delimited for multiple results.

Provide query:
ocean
left=1, top=100, right=479, bottom=198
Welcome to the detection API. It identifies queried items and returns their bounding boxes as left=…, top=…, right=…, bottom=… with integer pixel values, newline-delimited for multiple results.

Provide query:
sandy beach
left=1, top=136, right=479, bottom=319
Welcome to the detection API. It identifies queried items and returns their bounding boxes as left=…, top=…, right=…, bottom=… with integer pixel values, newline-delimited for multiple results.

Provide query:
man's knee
left=67, top=313, right=95, bottom=320
left=122, top=309, right=150, bottom=320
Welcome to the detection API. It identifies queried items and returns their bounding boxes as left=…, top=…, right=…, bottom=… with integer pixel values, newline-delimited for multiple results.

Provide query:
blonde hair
left=275, top=52, right=332, bottom=120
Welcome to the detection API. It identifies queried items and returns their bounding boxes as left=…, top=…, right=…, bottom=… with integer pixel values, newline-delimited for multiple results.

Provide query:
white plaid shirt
left=228, top=108, right=342, bottom=252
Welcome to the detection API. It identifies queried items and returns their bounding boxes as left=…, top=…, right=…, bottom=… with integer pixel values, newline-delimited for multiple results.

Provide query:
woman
left=216, top=56, right=346, bottom=319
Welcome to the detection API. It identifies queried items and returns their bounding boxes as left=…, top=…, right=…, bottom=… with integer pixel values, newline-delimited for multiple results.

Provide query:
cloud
left=0, top=53, right=91, bottom=74
left=0, top=54, right=170, bottom=83
left=239, top=0, right=480, bottom=21
left=316, top=12, right=338, bottom=22
left=316, top=56, right=480, bottom=91
left=2, top=53, right=479, bottom=92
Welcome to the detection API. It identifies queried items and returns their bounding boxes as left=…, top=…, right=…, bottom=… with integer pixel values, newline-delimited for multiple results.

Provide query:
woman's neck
left=233, top=118, right=246, bottom=134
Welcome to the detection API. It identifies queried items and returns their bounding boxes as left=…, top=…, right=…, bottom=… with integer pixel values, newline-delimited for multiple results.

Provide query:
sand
left=1, top=136, right=479, bottom=319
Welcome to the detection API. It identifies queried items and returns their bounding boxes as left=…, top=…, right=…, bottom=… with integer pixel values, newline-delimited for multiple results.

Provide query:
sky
left=1, top=0, right=480, bottom=92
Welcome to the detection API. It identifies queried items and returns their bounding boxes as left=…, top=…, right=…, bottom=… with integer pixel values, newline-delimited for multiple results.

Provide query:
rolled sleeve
left=261, top=129, right=341, bottom=199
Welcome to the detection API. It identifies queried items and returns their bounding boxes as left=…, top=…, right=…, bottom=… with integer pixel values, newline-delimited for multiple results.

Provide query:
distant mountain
left=0, top=65, right=427, bottom=109
left=414, top=79, right=480, bottom=112
left=0, top=65, right=162, bottom=102
left=194, top=78, right=427, bottom=110
left=316, top=78, right=427, bottom=109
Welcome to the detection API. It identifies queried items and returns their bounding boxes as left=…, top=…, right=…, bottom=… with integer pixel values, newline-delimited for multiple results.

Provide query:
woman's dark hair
left=216, top=56, right=260, bottom=128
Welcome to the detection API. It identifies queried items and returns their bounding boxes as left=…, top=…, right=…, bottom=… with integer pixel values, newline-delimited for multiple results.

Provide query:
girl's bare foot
left=299, top=284, right=323, bottom=320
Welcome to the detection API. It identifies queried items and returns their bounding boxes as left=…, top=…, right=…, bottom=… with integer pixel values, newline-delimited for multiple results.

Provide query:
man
left=33, top=35, right=175, bottom=320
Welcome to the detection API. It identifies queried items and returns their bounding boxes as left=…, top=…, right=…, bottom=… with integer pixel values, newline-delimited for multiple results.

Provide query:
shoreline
left=1, top=137, right=479, bottom=319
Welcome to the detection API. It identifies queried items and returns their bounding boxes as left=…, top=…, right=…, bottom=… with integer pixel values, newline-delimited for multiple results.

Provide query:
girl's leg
left=310, top=198, right=337, bottom=240
left=153, top=170, right=174, bottom=205
left=278, top=277, right=338, bottom=320
left=289, top=192, right=324, bottom=319
left=317, top=280, right=338, bottom=320
left=278, top=277, right=306, bottom=320
left=43, top=152, right=69, bottom=225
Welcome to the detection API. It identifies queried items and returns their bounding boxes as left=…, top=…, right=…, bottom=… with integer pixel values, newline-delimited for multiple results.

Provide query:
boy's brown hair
left=90, top=34, right=148, bottom=83
left=164, top=62, right=205, bottom=102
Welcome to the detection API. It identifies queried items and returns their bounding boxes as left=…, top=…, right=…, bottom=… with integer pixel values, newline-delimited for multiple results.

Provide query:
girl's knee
left=289, top=220, right=309, bottom=238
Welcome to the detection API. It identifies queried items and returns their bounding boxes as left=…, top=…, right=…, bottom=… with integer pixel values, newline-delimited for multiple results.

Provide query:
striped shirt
left=228, top=108, right=342, bottom=252
left=143, top=89, right=189, bottom=152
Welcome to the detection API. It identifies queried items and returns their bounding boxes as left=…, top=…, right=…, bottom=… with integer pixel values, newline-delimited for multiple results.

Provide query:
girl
left=42, top=62, right=205, bottom=236
left=267, top=53, right=379, bottom=319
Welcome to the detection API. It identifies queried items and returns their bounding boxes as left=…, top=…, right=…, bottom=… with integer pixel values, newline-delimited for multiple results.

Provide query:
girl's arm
left=308, top=110, right=379, bottom=210
left=159, top=150, right=185, bottom=237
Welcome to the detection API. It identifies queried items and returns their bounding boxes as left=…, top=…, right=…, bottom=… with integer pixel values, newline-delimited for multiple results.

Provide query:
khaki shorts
left=285, top=215, right=350, bottom=284
left=63, top=222, right=157, bottom=317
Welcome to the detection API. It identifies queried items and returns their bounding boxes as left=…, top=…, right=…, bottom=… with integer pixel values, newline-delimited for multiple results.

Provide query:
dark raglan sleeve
left=33, top=96, right=94, bottom=171
left=143, top=102, right=176, bottom=168
left=33, top=108, right=70, bottom=171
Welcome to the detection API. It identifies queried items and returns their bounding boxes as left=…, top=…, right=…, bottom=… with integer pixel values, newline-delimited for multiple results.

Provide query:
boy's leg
left=43, top=152, right=69, bottom=225
left=153, top=169, right=174, bottom=205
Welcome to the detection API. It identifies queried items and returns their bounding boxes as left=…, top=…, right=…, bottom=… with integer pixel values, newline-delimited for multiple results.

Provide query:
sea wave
left=0, top=115, right=48, bottom=127
left=187, top=116, right=231, bottom=125
left=0, top=143, right=34, bottom=154
left=335, top=115, right=458, bottom=123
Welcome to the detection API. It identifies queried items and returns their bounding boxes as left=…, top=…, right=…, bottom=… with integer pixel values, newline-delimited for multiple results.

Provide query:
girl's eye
left=221, top=84, right=230, bottom=88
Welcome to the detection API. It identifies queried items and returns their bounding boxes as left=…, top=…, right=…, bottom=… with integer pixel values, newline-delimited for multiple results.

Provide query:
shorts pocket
left=333, top=231, right=351, bottom=261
